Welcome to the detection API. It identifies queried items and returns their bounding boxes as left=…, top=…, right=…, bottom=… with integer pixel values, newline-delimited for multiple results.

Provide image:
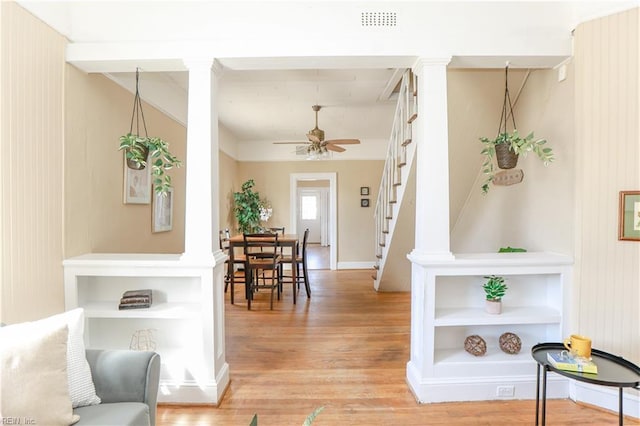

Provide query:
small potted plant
left=479, top=130, right=554, bottom=194
left=483, top=275, right=507, bottom=314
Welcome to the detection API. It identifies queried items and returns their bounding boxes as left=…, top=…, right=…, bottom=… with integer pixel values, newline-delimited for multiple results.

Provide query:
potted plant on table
left=233, top=179, right=263, bottom=234
left=483, top=275, right=507, bottom=314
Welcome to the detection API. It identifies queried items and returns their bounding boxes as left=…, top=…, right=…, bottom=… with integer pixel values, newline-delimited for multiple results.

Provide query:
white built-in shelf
left=434, top=306, right=561, bottom=326
left=63, top=252, right=227, bottom=404
left=435, top=347, right=533, bottom=365
left=406, top=251, right=572, bottom=403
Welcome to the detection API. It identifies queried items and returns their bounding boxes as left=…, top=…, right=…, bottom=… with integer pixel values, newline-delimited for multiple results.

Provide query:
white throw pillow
left=37, top=308, right=102, bottom=407
left=0, top=321, right=80, bottom=425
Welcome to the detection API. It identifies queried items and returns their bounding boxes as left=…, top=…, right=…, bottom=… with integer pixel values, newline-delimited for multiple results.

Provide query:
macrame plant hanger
left=130, top=68, right=149, bottom=140
left=126, top=68, right=149, bottom=170
left=494, top=63, right=519, bottom=170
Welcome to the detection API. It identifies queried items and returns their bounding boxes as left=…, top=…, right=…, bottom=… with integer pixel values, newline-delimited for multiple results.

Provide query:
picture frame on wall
left=360, top=186, right=370, bottom=196
left=361, top=198, right=370, bottom=208
left=618, top=190, right=640, bottom=241
left=153, top=187, right=173, bottom=233
left=123, top=154, right=151, bottom=204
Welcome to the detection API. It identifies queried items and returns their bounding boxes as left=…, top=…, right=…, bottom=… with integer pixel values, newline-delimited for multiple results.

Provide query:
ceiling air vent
left=361, top=12, right=397, bottom=27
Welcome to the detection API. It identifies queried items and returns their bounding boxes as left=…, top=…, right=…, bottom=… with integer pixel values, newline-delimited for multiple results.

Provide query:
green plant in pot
left=233, top=179, right=263, bottom=234
left=483, top=275, right=507, bottom=315
left=479, top=130, right=553, bottom=194
left=118, top=69, right=181, bottom=196
left=119, top=134, right=182, bottom=196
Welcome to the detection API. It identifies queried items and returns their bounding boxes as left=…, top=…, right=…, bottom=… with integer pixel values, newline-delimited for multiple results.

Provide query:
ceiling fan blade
left=307, top=133, right=321, bottom=143
left=326, top=139, right=360, bottom=145
left=273, top=141, right=309, bottom=145
left=326, top=144, right=346, bottom=153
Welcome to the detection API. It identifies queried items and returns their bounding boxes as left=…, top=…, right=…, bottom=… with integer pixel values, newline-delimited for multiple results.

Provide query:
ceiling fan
left=274, top=105, right=360, bottom=154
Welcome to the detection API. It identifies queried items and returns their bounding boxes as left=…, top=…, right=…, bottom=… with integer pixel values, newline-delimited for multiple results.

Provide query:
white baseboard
left=406, top=361, right=569, bottom=403
left=157, top=363, right=229, bottom=404
left=571, top=381, right=640, bottom=419
left=337, top=261, right=375, bottom=270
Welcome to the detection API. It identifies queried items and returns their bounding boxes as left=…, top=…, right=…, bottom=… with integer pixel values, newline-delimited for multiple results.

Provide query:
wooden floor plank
left=157, top=269, right=638, bottom=425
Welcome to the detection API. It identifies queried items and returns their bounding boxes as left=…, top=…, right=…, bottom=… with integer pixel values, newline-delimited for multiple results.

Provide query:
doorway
left=290, top=172, right=337, bottom=270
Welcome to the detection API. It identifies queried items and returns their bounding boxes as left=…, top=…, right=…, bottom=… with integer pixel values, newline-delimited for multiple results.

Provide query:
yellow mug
left=563, top=334, right=592, bottom=359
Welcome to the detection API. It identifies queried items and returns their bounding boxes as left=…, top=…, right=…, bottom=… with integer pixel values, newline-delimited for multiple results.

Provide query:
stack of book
left=547, top=352, right=598, bottom=374
left=118, top=289, right=152, bottom=310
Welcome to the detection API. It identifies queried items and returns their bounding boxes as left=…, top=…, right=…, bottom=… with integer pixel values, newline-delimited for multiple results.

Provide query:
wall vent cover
left=361, top=12, right=397, bottom=27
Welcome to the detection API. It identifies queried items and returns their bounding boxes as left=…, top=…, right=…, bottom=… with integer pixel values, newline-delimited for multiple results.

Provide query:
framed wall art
left=361, top=198, right=370, bottom=208
left=618, top=190, right=640, bottom=241
left=123, top=154, right=151, bottom=204
left=360, top=186, right=370, bottom=196
left=153, top=187, right=173, bottom=232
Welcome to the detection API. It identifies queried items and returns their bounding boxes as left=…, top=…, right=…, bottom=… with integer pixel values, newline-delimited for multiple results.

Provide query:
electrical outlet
left=496, top=385, right=515, bottom=397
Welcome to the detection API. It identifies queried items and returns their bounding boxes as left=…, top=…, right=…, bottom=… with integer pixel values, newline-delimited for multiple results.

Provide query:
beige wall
left=447, top=68, right=527, bottom=227
left=450, top=65, right=575, bottom=254
left=1, top=2, right=66, bottom=323
left=574, top=8, right=639, bottom=362
left=235, top=160, right=383, bottom=262
left=219, top=149, right=239, bottom=235
left=65, top=68, right=187, bottom=256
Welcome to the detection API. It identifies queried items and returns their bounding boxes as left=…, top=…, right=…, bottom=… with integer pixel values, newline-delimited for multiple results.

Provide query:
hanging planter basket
left=118, top=69, right=182, bottom=196
left=125, top=143, right=149, bottom=170
left=495, top=143, right=518, bottom=169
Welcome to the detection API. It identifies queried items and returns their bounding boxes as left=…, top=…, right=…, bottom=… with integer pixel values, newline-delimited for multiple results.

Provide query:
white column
left=409, top=58, right=455, bottom=262
left=182, top=59, right=215, bottom=259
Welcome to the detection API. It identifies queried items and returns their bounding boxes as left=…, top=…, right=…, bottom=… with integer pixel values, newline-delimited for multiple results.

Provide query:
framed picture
left=123, top=154, right=151, bottom=204
left=618, top=190, right=640, bottom=241
left=360, top=186, right=370, bottom=196
left=361, top=198, right=370, bottom=208
left=153, top=188, right=173, bottom=232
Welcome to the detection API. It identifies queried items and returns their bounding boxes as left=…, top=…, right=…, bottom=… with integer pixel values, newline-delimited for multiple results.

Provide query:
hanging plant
left=118, top=69, right=182, bottom=196
left=478, top=65, right=554, bottom=194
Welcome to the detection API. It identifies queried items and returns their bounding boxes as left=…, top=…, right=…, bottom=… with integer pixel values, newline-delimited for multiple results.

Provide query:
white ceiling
left=17, top=1, right=639, bottom=160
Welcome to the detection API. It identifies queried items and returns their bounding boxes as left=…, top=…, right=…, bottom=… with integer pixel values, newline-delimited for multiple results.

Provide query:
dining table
left=227, top=233, right=299, bottom=304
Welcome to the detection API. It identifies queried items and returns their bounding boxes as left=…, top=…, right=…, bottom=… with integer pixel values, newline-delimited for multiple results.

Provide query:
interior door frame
left=290, top=172, right=337, bottom=270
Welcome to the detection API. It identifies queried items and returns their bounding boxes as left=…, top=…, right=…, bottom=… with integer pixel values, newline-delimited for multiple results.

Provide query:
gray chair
left=74, top=349, right=161, bottom=426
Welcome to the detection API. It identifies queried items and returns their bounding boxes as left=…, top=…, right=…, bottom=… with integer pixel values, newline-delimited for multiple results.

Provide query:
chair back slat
left=243, top=233, right=280, bottom=264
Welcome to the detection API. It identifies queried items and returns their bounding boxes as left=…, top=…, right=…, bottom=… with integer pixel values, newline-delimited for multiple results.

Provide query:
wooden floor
left=157, top=269, right=637, bottom=425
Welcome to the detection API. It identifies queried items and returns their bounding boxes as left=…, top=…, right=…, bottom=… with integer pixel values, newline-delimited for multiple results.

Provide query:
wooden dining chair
left=242, top=232, right=282, bottom=310
left=279, top=228, right=310, bottom=300
left=219, top=229, right=246, bottom=304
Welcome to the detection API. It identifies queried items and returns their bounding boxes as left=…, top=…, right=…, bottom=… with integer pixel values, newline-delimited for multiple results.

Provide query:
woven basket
left=495, top=143, right=518, bottom=169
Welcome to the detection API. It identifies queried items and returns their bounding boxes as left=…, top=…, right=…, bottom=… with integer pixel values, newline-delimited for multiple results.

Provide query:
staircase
left=373, top=69, right=418, bottom=292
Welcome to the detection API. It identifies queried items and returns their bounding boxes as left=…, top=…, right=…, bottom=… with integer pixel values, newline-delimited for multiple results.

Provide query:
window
left=301, top=195, right=317, bottom=220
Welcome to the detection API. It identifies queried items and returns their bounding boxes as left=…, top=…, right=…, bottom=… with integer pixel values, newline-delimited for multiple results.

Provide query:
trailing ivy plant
left=119, top=133, right=182, bottom=196
left=233, top=179, right=263, bottom=234
left=479, top=130, right=554, bottom=194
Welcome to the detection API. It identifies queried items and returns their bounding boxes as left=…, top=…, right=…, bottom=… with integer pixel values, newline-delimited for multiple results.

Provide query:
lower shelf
left=83, top=301, right=201, bottom=319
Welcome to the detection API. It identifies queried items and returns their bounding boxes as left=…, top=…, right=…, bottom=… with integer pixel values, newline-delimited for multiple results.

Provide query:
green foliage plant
left=233, top=179, right=262, bottom=234
left=479, top=130, right=554, bottom=194
left=482, top=275, right=508, bottom=301
left=119, top=133, right=182, bottom=196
